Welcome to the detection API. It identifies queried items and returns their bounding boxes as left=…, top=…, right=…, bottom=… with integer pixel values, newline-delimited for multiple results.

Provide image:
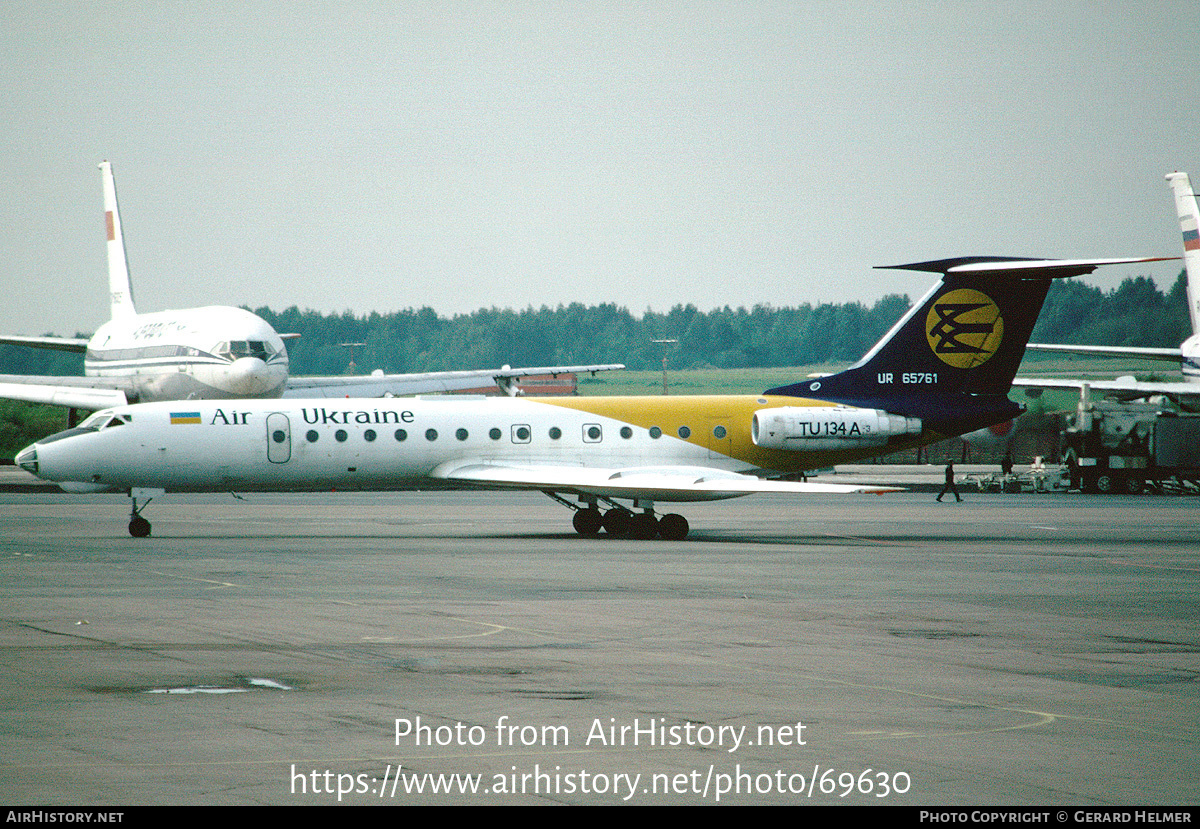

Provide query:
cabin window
left=620, top=426, right=633, bottom=439
left=713, top=425, right=727, bottom=439
left=306, top=430, right=319, bottom=443
left=678, top=426, right=691, bottom=439
left=489, top=428, right=502, bottom=440
left=549, top=427, right=562, bottom=440
left=364, top=429, right=377, bottom=442
left=456, top=428, right=469, bottom=441
left=584, top=425, right=602, bottom=443
left=649, top=427, right=662, bottom=439
left=425, top=429, right=438, bottom=441
left=394, top=429, right=408, bottom=442
left=335, top=430, right=348, bottom=442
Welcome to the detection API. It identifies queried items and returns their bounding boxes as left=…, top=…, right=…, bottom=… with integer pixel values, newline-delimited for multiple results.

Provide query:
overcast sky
left=2, top=1, right=1197, bottom=337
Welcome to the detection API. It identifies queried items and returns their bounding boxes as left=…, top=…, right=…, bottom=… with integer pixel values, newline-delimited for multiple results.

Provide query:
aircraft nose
left=15, top=445, right=38, bottom=476
left=223, top=357, right=281, bottom=395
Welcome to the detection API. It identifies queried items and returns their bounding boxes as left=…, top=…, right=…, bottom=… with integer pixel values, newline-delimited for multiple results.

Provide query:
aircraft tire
left=602, top=509, right=632, bottom=537
left=128, top=516, right=151, bottom=538
left=572, top=508, right=603, bottom=536
left=629, top=512, right=659, bottom=540
left=658, top=513, right=689, bottom=541
left=1094, top=474, right=1117, bottom=494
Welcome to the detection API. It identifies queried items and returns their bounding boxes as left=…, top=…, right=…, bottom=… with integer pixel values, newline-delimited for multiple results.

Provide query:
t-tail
left=1166, top=172, right=1200, bottom=335
left=765, top=256, right=1175, bottom=438
left=100, top=160, right=136, bottom=322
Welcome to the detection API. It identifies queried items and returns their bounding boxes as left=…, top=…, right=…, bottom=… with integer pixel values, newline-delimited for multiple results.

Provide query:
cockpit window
left=214, top=340, right=275, bottom=361
left=78, top=412, right=112, bottom=429
left=74, top=412, right=131, bottom=431
left=37, top=426, right=99, bottom=444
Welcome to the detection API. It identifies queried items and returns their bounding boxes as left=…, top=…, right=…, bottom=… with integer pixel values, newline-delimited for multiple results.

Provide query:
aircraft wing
left=1013, top=376, right=1200, bottom=403
left=1026, top=343, right=1182, bottom=362
left=431, top=461, right=901, bottom=501
left=0, top=335, right=90, bottom=353
left=0, top=376, right=129, bottom=410
left=282, top=363, right=625, bottom=398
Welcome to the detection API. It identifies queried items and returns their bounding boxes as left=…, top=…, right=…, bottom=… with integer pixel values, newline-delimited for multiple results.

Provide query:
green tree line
left=252, top=271, right=1190, bottom=375
left=0, top=271, right=1189, bottom=378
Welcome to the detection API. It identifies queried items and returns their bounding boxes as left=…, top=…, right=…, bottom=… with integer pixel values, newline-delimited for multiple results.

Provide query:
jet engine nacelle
left=751, top=406, right=923, bottom=451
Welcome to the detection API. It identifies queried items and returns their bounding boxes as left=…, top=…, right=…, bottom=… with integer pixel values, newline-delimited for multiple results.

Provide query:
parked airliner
left=0, top=162, right=622, bottom=411
left=1015, top=172, right=1200, bottom=409
left=18, top=254, right=1168, bottom=538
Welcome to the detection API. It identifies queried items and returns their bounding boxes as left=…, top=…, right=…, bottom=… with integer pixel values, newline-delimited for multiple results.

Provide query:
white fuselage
left=84, top=306, right=290, bottom=402
left=23, top=398, right=742, bottom=495
left=17, top=395, right=918, bottom=500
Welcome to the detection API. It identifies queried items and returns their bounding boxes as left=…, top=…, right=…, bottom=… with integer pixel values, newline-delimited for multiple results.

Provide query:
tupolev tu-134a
left=0, top=162, right=623, bottom=412
left=17, top=255, right=1172, bottom=539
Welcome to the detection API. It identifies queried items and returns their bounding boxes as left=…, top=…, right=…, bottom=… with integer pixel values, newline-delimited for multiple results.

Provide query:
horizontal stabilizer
left=878, top=256, right=1177, bottom=278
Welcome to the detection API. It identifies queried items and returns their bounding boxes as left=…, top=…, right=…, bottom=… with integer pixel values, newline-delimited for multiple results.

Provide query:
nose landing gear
left=125, top=488, right=165, bottom=538
left=128, top=497, right=152, bottom=538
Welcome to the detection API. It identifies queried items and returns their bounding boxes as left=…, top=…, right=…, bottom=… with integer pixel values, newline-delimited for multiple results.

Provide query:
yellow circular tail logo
left=925, top=289, right=1004, bottom=368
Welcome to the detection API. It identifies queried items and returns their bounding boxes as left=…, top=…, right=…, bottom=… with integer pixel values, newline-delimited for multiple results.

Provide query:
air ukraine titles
left=197, top=407, right=417, bottom=426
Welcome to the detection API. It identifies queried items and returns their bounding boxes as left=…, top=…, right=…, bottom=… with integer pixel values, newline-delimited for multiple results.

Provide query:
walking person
left=937, top=461, right=962, bottom=502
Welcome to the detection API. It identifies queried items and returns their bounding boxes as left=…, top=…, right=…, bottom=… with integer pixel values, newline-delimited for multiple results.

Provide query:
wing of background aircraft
left=0, top=362, right=624, bottom=410
left=282, top=363, right=625, bottom=398
left=0, top=337, right=112, bottom=408
left=1012, top=375, right=1200, bottom=403
left=0, top=335, right=90, bottom=353
left=1026, top=343, right=1182, bottom=361
left=0, top=376, right=130, bottom=409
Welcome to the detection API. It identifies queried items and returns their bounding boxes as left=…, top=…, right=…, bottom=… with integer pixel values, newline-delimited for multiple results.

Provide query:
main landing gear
left=549, top=494, right=690, bottom=540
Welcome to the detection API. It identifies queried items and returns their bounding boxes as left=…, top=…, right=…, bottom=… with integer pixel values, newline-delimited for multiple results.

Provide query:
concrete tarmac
left=0, top=488, right=1196, bottom=805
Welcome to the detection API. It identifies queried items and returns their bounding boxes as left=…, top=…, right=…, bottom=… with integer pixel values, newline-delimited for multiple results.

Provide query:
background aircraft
left=0, top=162, right=622, bottom=412
left=1014, top=172, right=1199, bottom=410
left=18, top=254, right=1167, bottom=538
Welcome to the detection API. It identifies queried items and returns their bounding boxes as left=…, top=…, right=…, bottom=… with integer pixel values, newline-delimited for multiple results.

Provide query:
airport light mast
left=652, top=338, right=677, bottom=395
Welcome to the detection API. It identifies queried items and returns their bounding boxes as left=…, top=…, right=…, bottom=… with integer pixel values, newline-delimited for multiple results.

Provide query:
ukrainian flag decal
left=170, top=411, right=202, bottom=425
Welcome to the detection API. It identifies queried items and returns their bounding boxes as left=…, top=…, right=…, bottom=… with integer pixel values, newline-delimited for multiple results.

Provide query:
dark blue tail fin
left=765, top=257, right=1175, bottom=436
